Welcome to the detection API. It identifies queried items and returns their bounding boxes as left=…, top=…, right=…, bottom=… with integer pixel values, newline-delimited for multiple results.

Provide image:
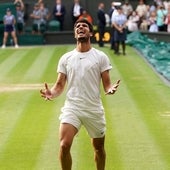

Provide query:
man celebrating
left=40, top=18, right=120, bottom=170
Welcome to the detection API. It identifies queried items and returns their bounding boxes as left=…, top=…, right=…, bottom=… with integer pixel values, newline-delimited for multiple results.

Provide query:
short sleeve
left=100, top=52, right=112, bottom=73
left=57, top=55, right=67, bottom=74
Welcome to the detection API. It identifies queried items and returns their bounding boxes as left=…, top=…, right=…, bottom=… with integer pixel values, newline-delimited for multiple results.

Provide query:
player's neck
left=76, top=42, right=91, bottom=52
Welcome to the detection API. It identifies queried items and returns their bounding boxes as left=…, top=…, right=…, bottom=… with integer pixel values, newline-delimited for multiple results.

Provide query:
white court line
left=161, top=114, right=170, bottom=117
left=0, top=83, right=52, bottom=92
left=160, top=111, right=170, bottom=117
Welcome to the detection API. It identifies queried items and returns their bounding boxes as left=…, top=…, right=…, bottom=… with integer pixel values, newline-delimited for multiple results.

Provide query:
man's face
left=6, top=11, right=11, bottom=15
left=74, top=22, right=92, bottom=42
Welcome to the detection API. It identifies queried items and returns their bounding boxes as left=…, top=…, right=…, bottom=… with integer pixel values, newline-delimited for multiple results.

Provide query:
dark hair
left=74, top=18, right=93, bottom=33
left=116, top=6, right=122, bottom=10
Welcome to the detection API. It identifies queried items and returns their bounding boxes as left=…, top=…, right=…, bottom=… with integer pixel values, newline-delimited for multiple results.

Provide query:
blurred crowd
left=7, top=0, right=170, bottom=34
left=13, top=0, right=92, bottom=34
left=2, top=0, right=170, bottom=49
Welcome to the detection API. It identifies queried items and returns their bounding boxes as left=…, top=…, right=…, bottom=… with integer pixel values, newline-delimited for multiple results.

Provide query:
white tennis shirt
left=57, top=47, right=112, bottom=111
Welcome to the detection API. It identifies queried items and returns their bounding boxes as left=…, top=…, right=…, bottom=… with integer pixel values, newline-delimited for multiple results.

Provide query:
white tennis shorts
left=59, top=107, right=106, bottom=138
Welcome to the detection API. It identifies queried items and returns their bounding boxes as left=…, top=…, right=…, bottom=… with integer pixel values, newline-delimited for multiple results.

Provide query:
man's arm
left=40, top=72, right=66, bottom=100
left=101, top=70, right=120, bottom=95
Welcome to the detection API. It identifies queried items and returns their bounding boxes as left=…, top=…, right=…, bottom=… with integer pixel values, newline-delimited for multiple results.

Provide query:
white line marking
left=0, top=83, right=52, bottom=92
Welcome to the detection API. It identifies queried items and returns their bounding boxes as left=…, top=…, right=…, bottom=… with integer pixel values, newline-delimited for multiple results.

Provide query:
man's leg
left=2, top=32, right=8, bottom=46
left=98, top=26, right=104, bottom=47
left=92, top=137, right=106, bottom=170
left=122, top=41, right=126, bottom=55
left=11, top=31, right=18, bottom=46
left=59, top=123, right=78, bottom=170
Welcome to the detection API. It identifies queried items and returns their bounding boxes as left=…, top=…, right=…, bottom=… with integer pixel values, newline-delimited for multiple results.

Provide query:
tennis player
left=40, top=18, right=120, bottom=170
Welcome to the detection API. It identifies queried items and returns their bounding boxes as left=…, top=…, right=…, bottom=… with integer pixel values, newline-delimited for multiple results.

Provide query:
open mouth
left=77, top=29, right=85, bottom=34
left=78, top=31, right=84, bottom=35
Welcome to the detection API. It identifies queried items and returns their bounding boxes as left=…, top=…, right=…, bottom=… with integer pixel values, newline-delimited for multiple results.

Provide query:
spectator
left=109, top=2, right=117, bottom=50
left=109, top=1, right=116, bottom=20
left=139, top=5, right=150, bottom=31
left=97, top=2, right=106, bottom=47
left=109, top=2, right=121, bottom=21
left=122, top=0, right=133, bottom=18
left=53, top=0, right=66, bottom=31
left=110, top=2, right=121, bottom=50
left=127, top=10, right=139, bottom=32
left=136, top=0, right=148, bottom=18
left=1, top=8, right=19, bottom=48
left=78, top=9, right=93, bottom=24
left=39, top=2, right=50, bottom=33
left=14, top=0, right=25, bottom=34
left=30, top=3, right=41, bottom=34
left=71, top=0, right=83, bottom=26
left=163, top=0, right=170, bottom=10
left=165, top=5, right=170, bottom=32
left=30, top=2, right=50, bottom=34
left=112, top=6, right=127, bottom=55
left=154, top=0, right=163, bottom=7
left=148, top=11, right=158, bottom=32
left=149, top=2, right=157, bottom=13
left=156, top=4, right=168, bottom=31
left=139, top=16, right=149, bottom=30
left=105, top=13, right=110, bottom=27
left=136, top=0, right=148, bottom=27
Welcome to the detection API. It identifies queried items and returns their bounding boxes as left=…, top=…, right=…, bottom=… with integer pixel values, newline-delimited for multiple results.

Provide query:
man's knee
left=60, top=140, right=72, bottom=154
left=94, top=146, right=105, bottom=156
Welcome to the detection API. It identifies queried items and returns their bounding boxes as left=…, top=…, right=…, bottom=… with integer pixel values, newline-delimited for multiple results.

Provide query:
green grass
left=0, top=45, right=170, bottom=170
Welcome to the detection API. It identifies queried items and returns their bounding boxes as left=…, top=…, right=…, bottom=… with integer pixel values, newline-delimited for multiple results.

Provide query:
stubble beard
left=77, top=36, right=89, bottom=43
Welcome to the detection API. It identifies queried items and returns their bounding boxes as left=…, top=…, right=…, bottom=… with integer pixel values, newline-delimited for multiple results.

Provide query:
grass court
left=0, top=44, right=170, bottom=170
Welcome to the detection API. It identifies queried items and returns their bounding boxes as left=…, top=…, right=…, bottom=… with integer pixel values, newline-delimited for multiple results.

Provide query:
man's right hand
left=40, top=83, right=53, bottom=101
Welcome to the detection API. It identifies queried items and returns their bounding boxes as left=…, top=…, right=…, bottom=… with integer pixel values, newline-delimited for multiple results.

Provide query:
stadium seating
left=47, top=20, right=60, bottom=32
